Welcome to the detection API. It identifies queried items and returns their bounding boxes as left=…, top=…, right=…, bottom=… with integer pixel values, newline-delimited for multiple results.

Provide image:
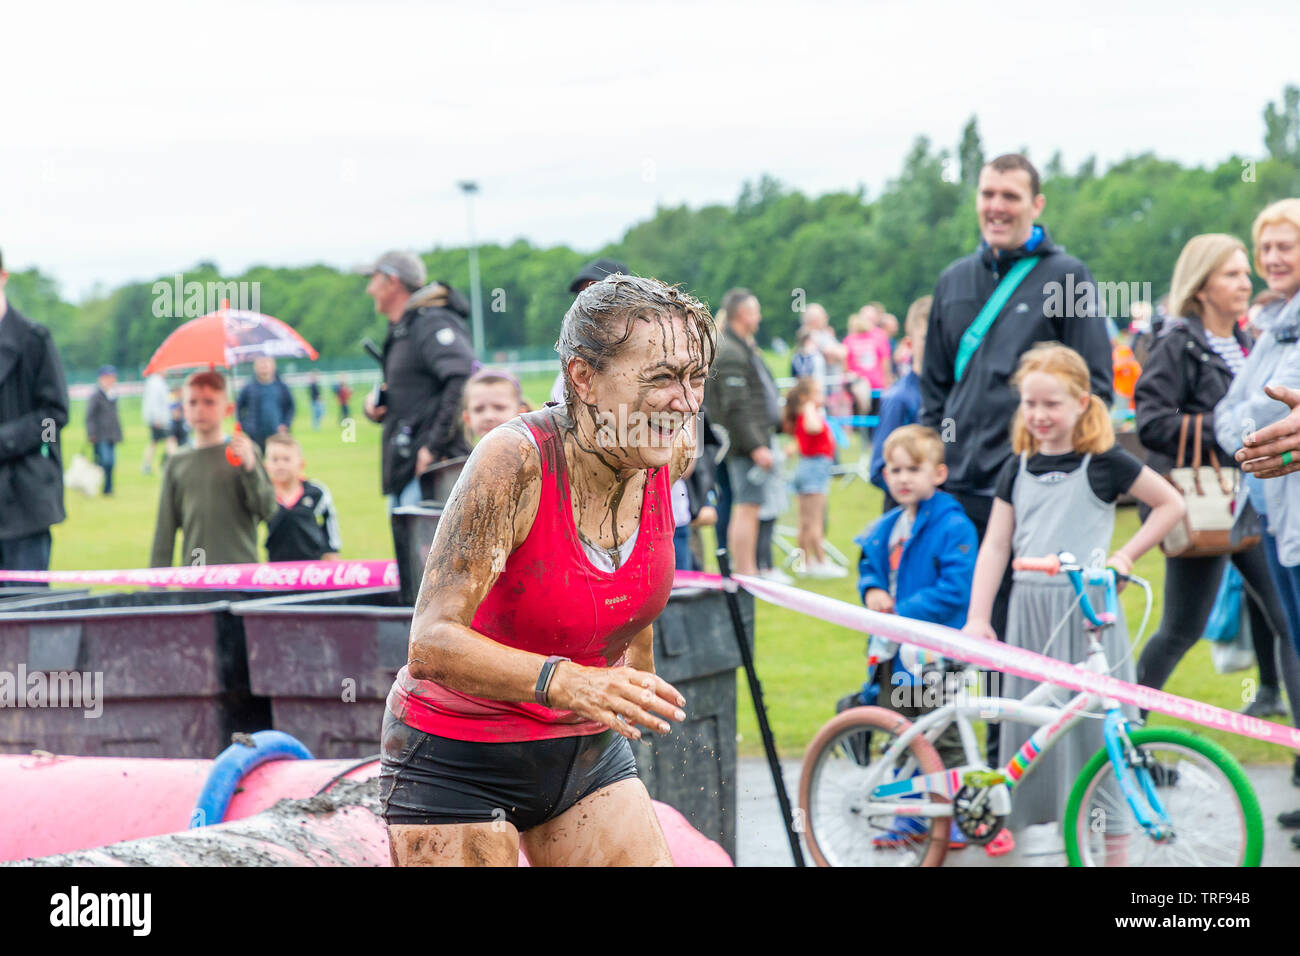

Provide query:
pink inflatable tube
left=0, top=753, right=732, bottom=866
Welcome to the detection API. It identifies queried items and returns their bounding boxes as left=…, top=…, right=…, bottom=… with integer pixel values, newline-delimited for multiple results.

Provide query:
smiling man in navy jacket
left=919, top=155, right=1113, bottom=636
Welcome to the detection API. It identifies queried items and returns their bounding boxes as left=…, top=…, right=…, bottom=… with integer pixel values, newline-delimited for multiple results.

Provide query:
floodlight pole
left=458, top=180, right=485, bottom=357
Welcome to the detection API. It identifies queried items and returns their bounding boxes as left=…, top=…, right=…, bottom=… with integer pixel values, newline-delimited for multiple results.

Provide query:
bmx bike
left=798, top=553, right=1263, bottom=866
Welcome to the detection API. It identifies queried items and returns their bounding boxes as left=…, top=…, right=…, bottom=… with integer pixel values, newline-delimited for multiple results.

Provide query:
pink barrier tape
left=672, top=570, right=1300, bottom=753
left=0, top=560, right=399, bottom=591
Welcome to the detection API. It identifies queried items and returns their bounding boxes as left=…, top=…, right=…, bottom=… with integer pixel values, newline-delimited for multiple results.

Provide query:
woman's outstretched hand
left=548, top=664, right=687, bottom=740
left=1237, top=384, right=1300, bottom=478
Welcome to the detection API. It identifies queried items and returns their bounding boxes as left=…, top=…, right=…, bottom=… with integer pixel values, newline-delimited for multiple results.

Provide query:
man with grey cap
left=548, top=257, right=629, bottom=405
left=360, top=250, right=476, bottom=508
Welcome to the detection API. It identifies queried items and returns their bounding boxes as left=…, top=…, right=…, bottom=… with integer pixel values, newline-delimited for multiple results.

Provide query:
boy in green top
left=150, top=370, right=276, bottom=567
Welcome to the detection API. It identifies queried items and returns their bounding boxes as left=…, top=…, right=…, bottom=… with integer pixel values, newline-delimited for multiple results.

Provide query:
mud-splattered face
left=572, top=310, right=708, bottom=471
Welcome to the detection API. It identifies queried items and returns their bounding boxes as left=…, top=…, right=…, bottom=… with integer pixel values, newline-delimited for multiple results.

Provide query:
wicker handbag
left=1160, top=414, right=1260, bottom=558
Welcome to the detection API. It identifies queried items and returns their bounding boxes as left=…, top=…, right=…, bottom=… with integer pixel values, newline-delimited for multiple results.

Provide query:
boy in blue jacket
left=853, top=424, right=977, bottom=845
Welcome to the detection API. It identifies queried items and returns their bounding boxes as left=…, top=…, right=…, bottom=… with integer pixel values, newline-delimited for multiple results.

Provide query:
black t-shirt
left=266, top=479, right=342, bottom=562
left=994, top=446, right=1144, bottom=506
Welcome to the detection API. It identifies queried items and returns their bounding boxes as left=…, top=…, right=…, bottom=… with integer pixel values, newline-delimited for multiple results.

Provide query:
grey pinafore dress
left=999, top=453, right=1136, bottom=829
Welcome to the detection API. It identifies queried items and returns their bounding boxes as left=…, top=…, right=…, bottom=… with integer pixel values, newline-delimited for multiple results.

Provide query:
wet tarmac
left=736, top=757, right=1300, bottom=867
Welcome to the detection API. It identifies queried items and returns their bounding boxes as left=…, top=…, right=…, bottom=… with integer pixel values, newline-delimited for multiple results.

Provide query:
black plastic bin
left=417, top=457, right=466, bottom=507
left=230, top=586, right=410, bottom=758
left=631, top=586, right=754, bottom=860
left=0, top=587, right=87, bottom=603
left=391, top=506, right=442, bottom=606
left=0, top=589, right=278, bottom=758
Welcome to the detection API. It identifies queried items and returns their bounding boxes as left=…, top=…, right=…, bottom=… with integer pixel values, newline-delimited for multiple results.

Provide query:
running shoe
left=804, top=561, right=848, bottom=579
left=1241, top=685, right=1287, bottom=720
left=758, top=568, right=795, bottom=585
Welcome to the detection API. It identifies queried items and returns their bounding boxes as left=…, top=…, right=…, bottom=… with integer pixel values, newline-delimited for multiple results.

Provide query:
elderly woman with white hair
left=1216, top=200, right=1300, bottom=842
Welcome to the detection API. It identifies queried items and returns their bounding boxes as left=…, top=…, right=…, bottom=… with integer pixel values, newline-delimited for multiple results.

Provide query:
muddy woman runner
left=380, top=274, right=715, bottom=866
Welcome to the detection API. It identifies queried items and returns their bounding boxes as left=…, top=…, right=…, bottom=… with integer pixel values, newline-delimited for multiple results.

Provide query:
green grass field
left=50, top=381, right=1291, bottom=766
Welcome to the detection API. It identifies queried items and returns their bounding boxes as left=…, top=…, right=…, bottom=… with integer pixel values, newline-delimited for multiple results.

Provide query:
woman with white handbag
left=1134, top=233, right=1300, bottom=725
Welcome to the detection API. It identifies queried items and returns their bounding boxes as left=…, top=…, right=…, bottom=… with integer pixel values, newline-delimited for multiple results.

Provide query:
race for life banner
left=3, top=561, right=1297, bottom=751
left=0, top=560, right=398, bottom=591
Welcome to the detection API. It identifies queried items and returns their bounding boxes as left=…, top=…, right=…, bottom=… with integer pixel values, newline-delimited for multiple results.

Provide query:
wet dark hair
left=556, top=274, right=716, bottom=409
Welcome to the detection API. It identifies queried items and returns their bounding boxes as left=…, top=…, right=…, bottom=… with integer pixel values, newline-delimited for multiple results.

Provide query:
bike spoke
left=1078, top=745, right=1247, bottom=867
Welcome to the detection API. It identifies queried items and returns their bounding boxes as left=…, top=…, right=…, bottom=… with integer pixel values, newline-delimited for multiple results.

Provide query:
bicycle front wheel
left=1063, top=727, right=1263, bottom=867
left=799, top=706, right=951, bottom=867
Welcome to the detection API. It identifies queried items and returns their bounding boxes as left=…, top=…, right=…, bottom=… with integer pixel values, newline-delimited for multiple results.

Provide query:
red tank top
left=795, top=411, right=835, bottom=458
left=387, top=407, right=677, bottom=742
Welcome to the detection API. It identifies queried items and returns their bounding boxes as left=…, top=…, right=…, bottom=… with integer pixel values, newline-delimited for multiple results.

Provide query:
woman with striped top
left=1134, top=233, right=1300, bottom=724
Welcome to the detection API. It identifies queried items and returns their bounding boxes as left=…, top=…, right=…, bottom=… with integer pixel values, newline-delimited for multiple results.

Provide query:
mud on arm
left=407, top=423, right=545, bottom=701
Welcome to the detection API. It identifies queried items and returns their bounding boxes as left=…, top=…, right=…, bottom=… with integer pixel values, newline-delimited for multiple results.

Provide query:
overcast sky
left=3, top=0, right=1297, bottom=300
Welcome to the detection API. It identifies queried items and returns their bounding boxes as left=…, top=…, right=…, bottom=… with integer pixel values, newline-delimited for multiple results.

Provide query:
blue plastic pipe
left=189, top=730, right=314, bottom=828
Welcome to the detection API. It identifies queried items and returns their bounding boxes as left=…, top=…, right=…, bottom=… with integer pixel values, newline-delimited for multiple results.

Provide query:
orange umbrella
left=143, top=303, right=318, bottom=376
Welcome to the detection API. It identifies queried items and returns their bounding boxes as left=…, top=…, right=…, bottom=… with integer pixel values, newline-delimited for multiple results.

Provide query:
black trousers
left=0, top=530, right=52, bottom=587
left=949, top=491, right=1013, bottom=765
left=757, top=518, right=775, bottom=571
left=714, top=459, right=732, bottom=557
left=1137, top=544, right=1297, bottom=711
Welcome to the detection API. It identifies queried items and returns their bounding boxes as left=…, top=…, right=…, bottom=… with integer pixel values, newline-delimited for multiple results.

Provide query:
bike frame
left=854, top=562, right=1172, bottom=837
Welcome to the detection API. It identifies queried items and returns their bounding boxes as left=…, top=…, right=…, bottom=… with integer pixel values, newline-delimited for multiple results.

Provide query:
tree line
left=9, top=86, right=1300, bottom=379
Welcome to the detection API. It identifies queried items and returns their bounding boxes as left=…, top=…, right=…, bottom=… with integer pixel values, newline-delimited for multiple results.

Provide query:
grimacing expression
left=576, top=311, right=708, bottom=471
left=976, top=166, right=1044, bottom=251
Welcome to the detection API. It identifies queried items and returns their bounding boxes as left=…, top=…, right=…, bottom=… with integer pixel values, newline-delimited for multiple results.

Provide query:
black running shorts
left=378, top=709, right=640, bottom=831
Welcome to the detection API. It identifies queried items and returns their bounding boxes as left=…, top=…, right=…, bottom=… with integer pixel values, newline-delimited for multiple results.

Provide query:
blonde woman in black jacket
left=1134, top=233, right=1300, bottom=722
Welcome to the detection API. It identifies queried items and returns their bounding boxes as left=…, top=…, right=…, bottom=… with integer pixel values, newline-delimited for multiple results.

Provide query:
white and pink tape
left=2, top=561, right=1296, bottom=752
left=675, top=570, right=1300, bottom=754
left=0, top=560, right=398, bottom=591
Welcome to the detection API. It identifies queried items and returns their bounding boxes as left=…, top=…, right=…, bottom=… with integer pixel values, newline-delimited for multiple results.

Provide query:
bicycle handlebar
left=1013, top=553, right=1122, bottom=629
left=1011, top=555, right=1061, bottom=576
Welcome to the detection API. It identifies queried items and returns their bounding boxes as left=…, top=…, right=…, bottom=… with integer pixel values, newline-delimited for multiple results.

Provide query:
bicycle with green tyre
left=799, top=553, right=1263, bottom=867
